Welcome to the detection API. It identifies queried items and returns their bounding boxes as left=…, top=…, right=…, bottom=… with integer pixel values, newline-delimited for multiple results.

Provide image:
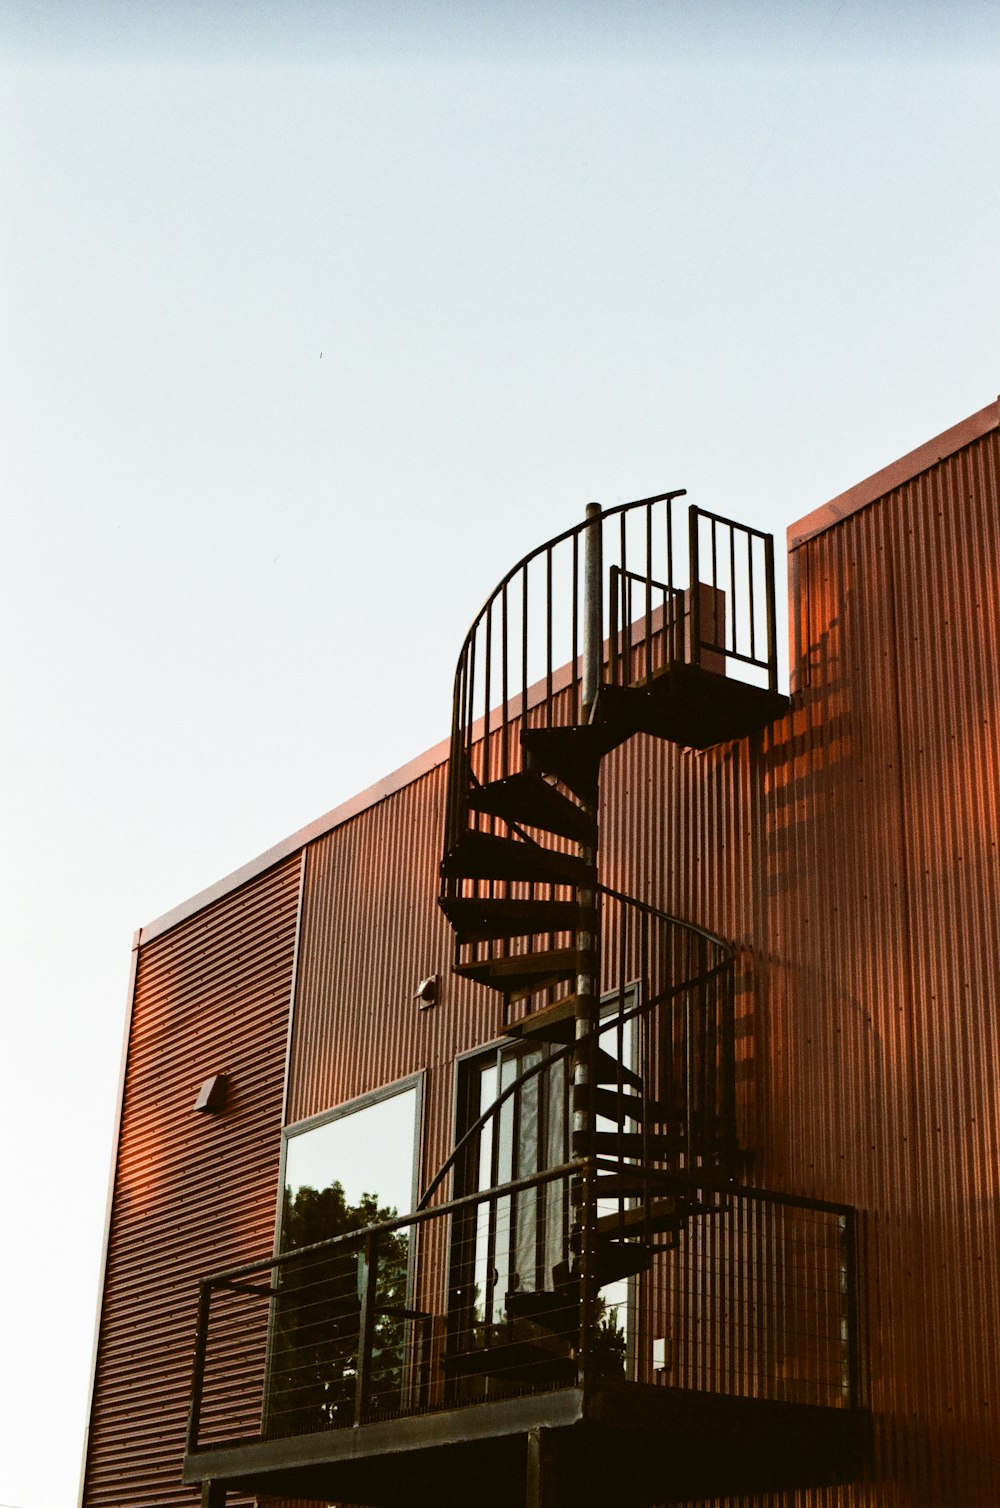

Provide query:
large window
left=449, top=1000, right=636, bottom=1392
left=266, top=1079, right=421, bottom=1434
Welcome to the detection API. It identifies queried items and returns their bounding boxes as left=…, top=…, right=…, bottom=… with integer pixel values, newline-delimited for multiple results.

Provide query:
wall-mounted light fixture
left=414, top=975, right=439, bottom=1009
left=194, top=1074, right=228, bottom=1114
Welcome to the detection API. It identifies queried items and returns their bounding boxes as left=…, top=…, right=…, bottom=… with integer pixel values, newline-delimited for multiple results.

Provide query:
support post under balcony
left=527, top=1427, right=564, bottom=1508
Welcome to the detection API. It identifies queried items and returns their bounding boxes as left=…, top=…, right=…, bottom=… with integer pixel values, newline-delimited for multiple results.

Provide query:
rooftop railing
left=444, top=495, right=779, bottom=854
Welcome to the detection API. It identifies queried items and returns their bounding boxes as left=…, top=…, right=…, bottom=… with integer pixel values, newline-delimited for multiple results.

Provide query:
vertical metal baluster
left=619, top=900, right=629, bottom=1224
left=582, top=504, right=602, bottom=716
left=483, top=609, right=492, bottom=788
left=723, top=957, right=737, bottom=1176
left=645, top=503, right=653, bottom=684
left=465, top=645, right=476, bottom=816
left=521, top=563, right=529, bottom=754
left=447, top=658, right=463, bottom=854
left=688, top=508, right=701, bottom=670
left=486, top=1106, right=501, bottom=1333
left=501, top=584, right=509, bottom=780
left=666, top=497, right=676, bottom=663
left=638, top=908, right=649, bottom=1182
left=729, top=522, right=737, bottom=657
left=747, top=531, right=758, bottom=664
left=620, top=512, right=630, bottom=685
left=765, top=532, right=778, bottom=692
left=609, top=565, right=620, bottom=685
left=547, top=547, right=555, bottom=726
left=569, top=536, right=578, bottom=721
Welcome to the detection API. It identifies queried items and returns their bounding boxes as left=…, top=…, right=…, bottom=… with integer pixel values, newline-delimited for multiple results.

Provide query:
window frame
left=275, top=1071, right=425, bottom=1257
left=262, top=1072, right=425, bottom=1433
left=447, top=989, right=640, bottom=1375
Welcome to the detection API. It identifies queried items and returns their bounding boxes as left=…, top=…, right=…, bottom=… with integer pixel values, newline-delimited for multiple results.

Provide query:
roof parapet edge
left=787, top=397, right=1000, bottom=551
left=138, top=733, right=452, bottom=945
left=136, top=647, right=587, bottom=945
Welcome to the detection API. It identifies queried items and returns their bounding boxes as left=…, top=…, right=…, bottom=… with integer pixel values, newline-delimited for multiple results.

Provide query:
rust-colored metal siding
left=288, top=760, right=505, bottom=1201
left=599, top=425, right=1000, bottom=1504
left=88, top=412, right=1000, bottom=1506
left=281, top=425, right=1000, bottom=1502
left=82, top=856, right=302, bottom=1508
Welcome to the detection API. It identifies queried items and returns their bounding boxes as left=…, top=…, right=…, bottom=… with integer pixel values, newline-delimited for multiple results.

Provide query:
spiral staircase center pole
left=572, top=502, right=603, bottom=1385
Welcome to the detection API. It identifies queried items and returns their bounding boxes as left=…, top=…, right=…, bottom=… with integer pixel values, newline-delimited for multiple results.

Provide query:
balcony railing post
left=186, top=1279, right=213, bottom=1455
left=355, top=1232, right=378, bottom=1423
left=840, top=1210, right=861, bottom=1408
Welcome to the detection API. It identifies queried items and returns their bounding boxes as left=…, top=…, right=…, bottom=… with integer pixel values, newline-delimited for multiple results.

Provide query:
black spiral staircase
left=434, top=492, right=786, bottom=1397
left=185, top=491, right=866, bottom=1508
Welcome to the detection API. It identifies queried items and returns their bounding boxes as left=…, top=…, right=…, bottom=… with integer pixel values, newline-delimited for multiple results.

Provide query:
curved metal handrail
left=420, top=885, right=736, bottom=1210
left=597, top=882, right=732, bottom=958
left=454, top=489, right=686, bottom=671
left=443, top=489, right=690, bottom=853
left=417, top=1037, right=575, bottom=1211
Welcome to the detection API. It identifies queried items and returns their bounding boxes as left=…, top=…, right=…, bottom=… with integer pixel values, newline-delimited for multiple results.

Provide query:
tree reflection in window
left=267, top=1084, right=418, bottom=1437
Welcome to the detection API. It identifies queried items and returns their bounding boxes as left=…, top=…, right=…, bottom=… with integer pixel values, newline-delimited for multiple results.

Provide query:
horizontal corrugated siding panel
left=82, top=856, right=302, bottom=1508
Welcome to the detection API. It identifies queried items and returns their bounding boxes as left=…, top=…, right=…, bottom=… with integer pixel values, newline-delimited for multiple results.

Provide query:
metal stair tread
left=468, top=770, right=596, bottom=843
left=503, top=993, right=578, bottom=1042
left=441, top=828, right=591, bottom=886
left=454, top=947, right=577, bottom=999
left=592, top=1238, right=653, bottom=1284
left=440, top=895, right=581, bottom=945
left=594, top=1198, right=684, bottom=1237
left=593, top=1047, right=643, bottom=1092
left=593, top=1086, right=676, bottom=1124
left=593, top=1164, right=690, bottom=1199
left=519, top=723, right=622, bottom=799
left=597, top=664, right=789, bottom=751
left=505, top=1288, right=577, bottom=1331
left=593, top=1129, right=680, bottom=1157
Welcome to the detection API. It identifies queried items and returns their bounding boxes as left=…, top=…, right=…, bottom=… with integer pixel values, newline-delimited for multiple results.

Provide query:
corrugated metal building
left=80, top=398, right=1000, bottom=1507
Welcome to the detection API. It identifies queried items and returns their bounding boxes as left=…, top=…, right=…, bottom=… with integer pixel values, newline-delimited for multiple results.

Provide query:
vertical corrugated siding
left=82, top=857, right=301, bottom=1508
left=283, top=430, right=1000, bottom=1504
left=599, top=426, right=999, bottom=1506
left=288, top=760, right=502, bottom=1204
left=88, top=422, right=1000, bottom=1506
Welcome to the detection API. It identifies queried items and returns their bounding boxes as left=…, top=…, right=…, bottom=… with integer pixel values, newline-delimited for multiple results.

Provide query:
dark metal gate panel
left=81, top=856, right=302, bottom=1508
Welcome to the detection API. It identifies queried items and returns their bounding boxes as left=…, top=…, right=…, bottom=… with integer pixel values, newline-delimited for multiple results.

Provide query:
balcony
left=184, top=1174, right=866, bottom=1506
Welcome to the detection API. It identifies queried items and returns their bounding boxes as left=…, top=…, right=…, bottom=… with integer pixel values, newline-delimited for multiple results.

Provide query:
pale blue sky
left=2, top=5, right=998, bottom=1505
